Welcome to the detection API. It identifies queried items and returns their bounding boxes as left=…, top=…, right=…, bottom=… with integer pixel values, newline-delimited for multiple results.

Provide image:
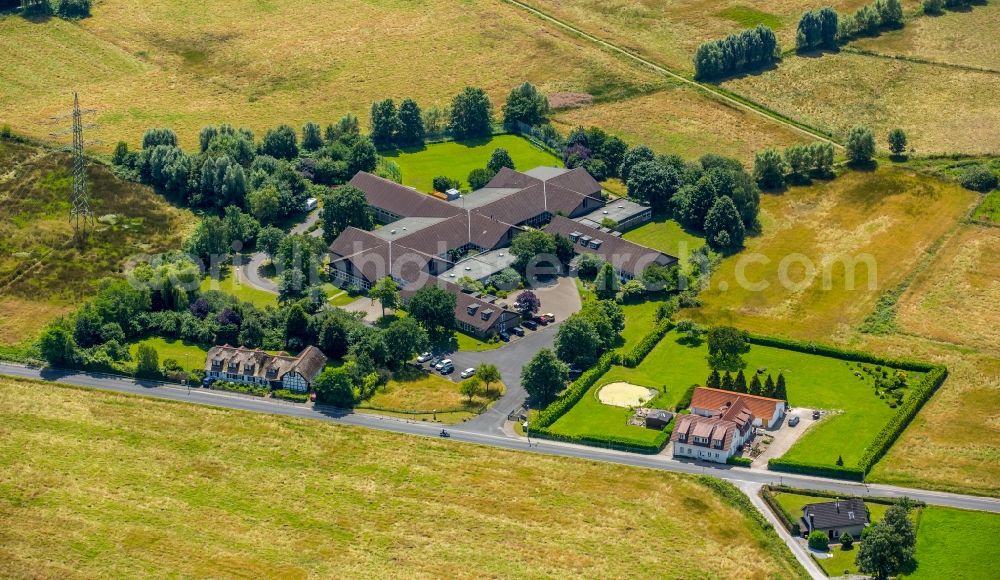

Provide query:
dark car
left=812, top=410, right=821, bottom=420
left=522, top=319, right=538, bottom=331
left=498, top=331, right=510, bottom=342
left=510, top=326, right=525, bottom=337
left=201, top=377, right=216, bottom=388
left=534, top=316, right=549, bottom=326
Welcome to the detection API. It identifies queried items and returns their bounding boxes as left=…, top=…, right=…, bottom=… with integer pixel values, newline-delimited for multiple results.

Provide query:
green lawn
left=973, top=190, right=1000, bottom=223
left=585, top=330, right=917, bottom=468
left=622, top=215, right=705, bottom=259
left=816, top=544, right=860, bottom=577
left=199, top=269, right=278, bottom=308
left=382, top=135, right=562, bottom=193
left=547, top=382, right=670, bottom=445
left=129, top=337, right=208, bottom=371
left=903, top=507, right=1000, bottom=579
left=454, top=331, right=502, bottom=352
left=576, top=278, right=666, bottom=352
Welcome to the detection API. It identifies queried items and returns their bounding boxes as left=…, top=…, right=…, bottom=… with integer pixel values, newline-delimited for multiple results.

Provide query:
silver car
left=435, top=358, right=453, bottom=371
left=460, top=367, right=476, bottom=379
left=417, top=352, right=433, bottom=363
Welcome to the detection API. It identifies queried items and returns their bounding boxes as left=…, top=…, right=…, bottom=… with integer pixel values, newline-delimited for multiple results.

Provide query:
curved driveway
left=238, top=209, right=322, bottom=295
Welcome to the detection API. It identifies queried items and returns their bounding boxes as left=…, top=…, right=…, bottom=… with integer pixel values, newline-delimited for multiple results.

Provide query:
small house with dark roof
left=204, top=345, right=327, bottom=392
left=800, top=498, right=870, bottom=540
left=645, top=409, right=673, bottom=430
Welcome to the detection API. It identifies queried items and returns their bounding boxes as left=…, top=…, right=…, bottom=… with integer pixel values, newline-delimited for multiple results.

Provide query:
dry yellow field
left=0, top=376, right=804, bottom=577
left=854, top=2, right=1000, bottom=70
left=688, top=167, right=978, bottom=340
left=721, top=52, right=1000, bottom=155
left=0, top=0, right=667, bottom=152
left=897, top=224, right=1000, bottom=353
left=863, top=334, right=1000, bottom=497
left=552, top=86, right=810, bottom=163
left=518, top=0, right=919, bottom=72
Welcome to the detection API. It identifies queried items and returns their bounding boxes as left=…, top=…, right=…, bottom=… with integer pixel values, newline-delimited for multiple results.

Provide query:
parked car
left=417, top=352, right=433, bottom=363
left=510, top=326, right=525, bottom=337
left=522, top=319, right=538, bottom=331
left=430, top=356, right=443, bottom=367
left=435, top=358, right=452, bottom=371
left=460, top=367, right=476, bottom=379
left=540, top=313, right=556, bottom=323
left=788, top=415, right=800, bottom=427
left=534, top=316, right=549, bottom=326
left=439, top=362, right=454, bottom=374
left=812, top=410, right=821, bottom=420
left=498, top=331, right=510, bottom=342
left=201, top=377, right=216, bottom=388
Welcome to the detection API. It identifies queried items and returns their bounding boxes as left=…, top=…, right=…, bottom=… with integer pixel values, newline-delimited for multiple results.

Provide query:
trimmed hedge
left=858, top=365, right=947, bottom=471
left=747, top=333, right=934, bottom=373
left=768, top=458, right=865, bottom=481
left=763, top=484, right=925, bottom=508
left=272, top=389, right=309, bottom=403
left=727, top=455, right=753, bottom=467
left=534, top=351, right=619, bottom=429
left=531, top=427, right=669, bottom=454
left=621, top=320, right=673, bottom=368
left=760, top=487, right=801, bottom=535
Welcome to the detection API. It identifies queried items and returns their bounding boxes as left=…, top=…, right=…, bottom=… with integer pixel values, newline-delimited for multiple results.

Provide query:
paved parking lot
left=507, top=276, right=582, bottom=325
left=751, top=407, right=823, bottom=468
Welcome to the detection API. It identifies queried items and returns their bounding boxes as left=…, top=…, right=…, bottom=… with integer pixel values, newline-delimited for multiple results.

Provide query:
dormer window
left=244, top=364, right=254, bottom=374
left=481, top=309, right=493, bottom=321
left=467, top=304, right=479, bottom=316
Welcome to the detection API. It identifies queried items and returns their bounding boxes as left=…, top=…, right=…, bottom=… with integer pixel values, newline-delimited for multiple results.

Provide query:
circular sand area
left=598, top=382, right=657, bottom=407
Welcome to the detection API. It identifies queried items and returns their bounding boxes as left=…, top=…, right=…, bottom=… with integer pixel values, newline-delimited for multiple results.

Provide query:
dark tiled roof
left=546, top=167, right=602, bottom=196
left=546, top=215, right=677, bottom=276
left=802, top=499, right=869, bottom=530
left=349, top=172, right=462, bottom=219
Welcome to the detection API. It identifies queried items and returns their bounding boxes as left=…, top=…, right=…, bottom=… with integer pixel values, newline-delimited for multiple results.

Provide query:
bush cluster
left=767, top=458, right=866, bottom=481
left=693, top=25, right=779, bottom=81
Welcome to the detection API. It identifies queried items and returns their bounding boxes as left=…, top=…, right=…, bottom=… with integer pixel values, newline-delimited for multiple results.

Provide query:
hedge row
left=621, top=320, right=673, bottom=368
left=763, top=484, right=925, bottom=508
left=858, top=365, right=948, bottom=471
left=531, top=427, right=669, bottom=454
left=767, top=458, right=865, bottom=481
left=727, top=456, right=753, bottom=467
left=747, top=333, right=934, bottom=373
left=534, top=351, right=619, bottom=429
left=272, top=389, right=310, bottom=403
left=760, top=486, right=801, bottom=535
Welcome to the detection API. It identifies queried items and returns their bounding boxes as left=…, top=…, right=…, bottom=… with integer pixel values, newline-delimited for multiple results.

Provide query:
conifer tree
left=749, top=373, right=763, bottom=396
left=721, top=371, right=734, bottom=391
left=764, top=374, right=776, bottom=397
left=707, top=369, right=722, bottom=389
left=734, top=370, right=747, bottom=393
left=775, top=373, right=788, bottom=401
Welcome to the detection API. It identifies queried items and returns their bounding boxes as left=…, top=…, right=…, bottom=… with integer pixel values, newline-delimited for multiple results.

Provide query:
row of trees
left=694, top=25, right=779, bottom=81
left=753, top=141, right=835, bottom=190
left=796, top=0, right=903, bottom=52
left=924, top=0, right=978, bottom=15
left=706, top=369, right=788, bottom=400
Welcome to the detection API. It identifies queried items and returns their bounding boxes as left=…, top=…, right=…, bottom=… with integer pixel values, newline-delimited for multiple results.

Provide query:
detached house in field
left=670, top=387, right=788, bottom=463
left=800, top=498, right=870, bottom=540
left=204, top=345, right=327, bottom=392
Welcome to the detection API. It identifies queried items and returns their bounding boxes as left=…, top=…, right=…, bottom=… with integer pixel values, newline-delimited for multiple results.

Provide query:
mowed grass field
left=0, top=1, right=666, bottom=152
left=199, top=268, right=278, bottom=309
left=854, top=2, right=1000, bottom=71
left=547, top=382, right=669, bottom=446
left=722, top=52, right=1000, bottom=155
left=0, top=141, right=194, bottom=346
left=361, top=367, right=501, bottom=416
left=518, top=0, right=891, bottom=73
left=383, top=135, right=561, bottom=192
left=592, top=330, right=916, bottom=468
left=689, top=167, right=978, bottom=341
left=622, top=214, right=705, bottom=258
left=552, top=85, right=810, bottom=164
left=903, top=506, right=1000, bottom=579
left=0, top=376, right=805, bottom=578
left=128, top=337, right=209, bottom=371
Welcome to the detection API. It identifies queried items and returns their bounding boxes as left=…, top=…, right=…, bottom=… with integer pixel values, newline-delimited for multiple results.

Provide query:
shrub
left=56, top=0, right=90, bottom=18
left=808, top=530, right=830, bottom=551
left=272, top=389, right=310, bottom=403
left=21, top=0, right=53, bottom=18
left=923, top=0, right=943, bottom=14
left=727, top=456, right=752, bottom=467
left=432, top=175, right=460, bottom=193
left=959, top=165, right=998, bottom=192
left=840, top=531, right=854, bottom=549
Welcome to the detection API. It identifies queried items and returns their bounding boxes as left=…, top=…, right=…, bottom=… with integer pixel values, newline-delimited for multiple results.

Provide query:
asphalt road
left=3, top=362, right=998, bottom=515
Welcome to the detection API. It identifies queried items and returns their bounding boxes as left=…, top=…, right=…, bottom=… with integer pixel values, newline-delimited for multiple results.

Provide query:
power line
left=51, top=93, right=98, bottom=245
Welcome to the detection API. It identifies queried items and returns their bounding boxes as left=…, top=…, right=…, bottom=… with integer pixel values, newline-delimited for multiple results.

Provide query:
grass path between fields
left=500, top=0, right=842, bottom=148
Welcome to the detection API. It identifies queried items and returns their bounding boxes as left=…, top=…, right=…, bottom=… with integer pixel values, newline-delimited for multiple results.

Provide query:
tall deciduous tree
left=594, top=262, right=620, bottom=301
left=704, top=196, right=746, bottom=251
left=555, top=315, right=601, bottom=368
left=261, top=125, right=298, bottom=160
left=521, top=348, right=569, bottom=406
left=397, top=99, right=425, bottom=146
left=502, top=82, right=550, bottom=130
left=846, top=126, right=876, bottom=166
left=476, top=363, right=501, bottom=396
left=406, top=285, right=456, bottom=339
left=136, top=343, right=159, bottom=377
left=321, top=185, right=374, bottom=243
left=753, top=148, right=787, bottom=190
left=382, top=317, right=429, bottom=370
left=313, top=367, right=356, bottom=407
left=706, top=326, right=750, bottom=372
left=369, top=276, right=400, bottom=317
left=626, top=160, right=680, bottom=213
left=448, top=87, right=493, bottom=139
left=370, top=99, right=401, bottom=149
left=514, top=290, right=541, bottom=316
